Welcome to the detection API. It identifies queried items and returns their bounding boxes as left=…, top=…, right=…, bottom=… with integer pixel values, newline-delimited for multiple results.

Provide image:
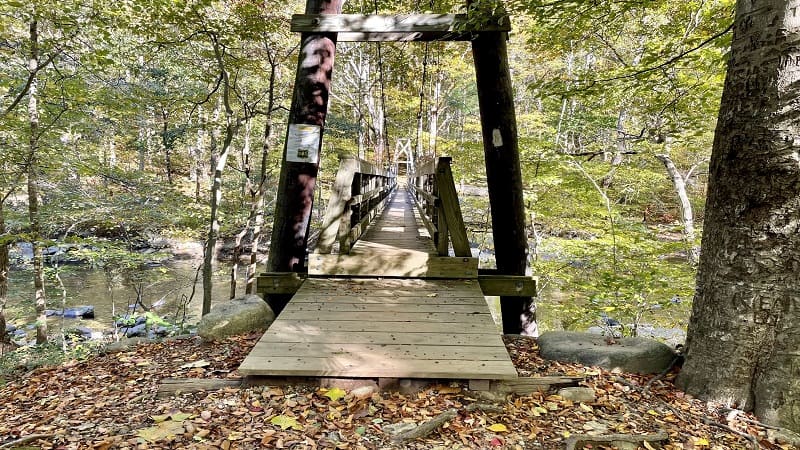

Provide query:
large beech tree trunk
left=676, top=0, right=800, bottom=432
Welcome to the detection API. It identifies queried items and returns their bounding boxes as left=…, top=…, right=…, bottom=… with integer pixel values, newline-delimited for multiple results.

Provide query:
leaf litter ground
left=0, top=333, right=786, bottom=449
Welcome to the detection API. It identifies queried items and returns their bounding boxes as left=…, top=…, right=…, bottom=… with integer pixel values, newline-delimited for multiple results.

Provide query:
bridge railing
left=316, top=155, right=397, bottom=255
left=409, top=157, right=471, bottom=257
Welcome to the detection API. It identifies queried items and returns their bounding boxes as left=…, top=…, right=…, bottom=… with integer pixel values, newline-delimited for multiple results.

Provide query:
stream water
left=5, top=257, right=246, bottom=338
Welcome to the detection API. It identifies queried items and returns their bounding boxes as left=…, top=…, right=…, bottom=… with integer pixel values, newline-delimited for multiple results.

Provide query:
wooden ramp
left=242, top=157, right=520, bottom=381
left=238, top=278, right=517, bottom=379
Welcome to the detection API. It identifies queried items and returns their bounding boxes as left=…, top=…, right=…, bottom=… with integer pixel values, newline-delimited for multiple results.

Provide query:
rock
left=197, top=294, right=274, bottom=341
left=104, top=337, right=151, bottom=354
left=63, top=306, right=95, bottom=319
left=5, top=324, right=16, bottom=332
left=538, top=331, right=678, bottom=374
left=43, top=306, right=95, bottom=319
left=123, top=323, right=147, bottom=337
left=558, top=387, right=596, bottom=403
left=350, top=385, right=380, bottom=400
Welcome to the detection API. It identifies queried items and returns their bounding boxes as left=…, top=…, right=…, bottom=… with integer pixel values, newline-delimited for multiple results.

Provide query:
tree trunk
left=202, top=37, right=239, bottom=315
left=654, top=153, right=698, bottom=262
left=472, top=30, right=537, bottom=336
left=266, top=0, right=343, bottom=315
left=247, top=50, right=279, bottom=294
left=27, top=19, right=47, bottom=345
left=230, top=118, right=253, bottom=299
left=0, top=201, right=8, bottom=344
left=161, top=109, right=173, bottom=184
left=676, top=0, right=800, bottom=433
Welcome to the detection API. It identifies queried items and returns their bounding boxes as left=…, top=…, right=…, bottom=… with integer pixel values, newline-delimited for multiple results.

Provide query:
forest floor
left=0, top=333, right=791, bottom=450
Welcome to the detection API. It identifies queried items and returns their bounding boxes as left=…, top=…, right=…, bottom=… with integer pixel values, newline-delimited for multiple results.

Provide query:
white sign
left=286, top=124, right=321, bottom=163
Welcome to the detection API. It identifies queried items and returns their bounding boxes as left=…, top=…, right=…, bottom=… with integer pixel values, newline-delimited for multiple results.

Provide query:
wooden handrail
left=409, top=157, right=471, bottom=257
left=316, top=155, right=396, bottom=254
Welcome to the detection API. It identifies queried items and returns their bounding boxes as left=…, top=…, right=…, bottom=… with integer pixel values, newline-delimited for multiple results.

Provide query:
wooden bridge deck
left=241, top=186, right=518, bottom=380
left=307, top=188, right=477, bottom=278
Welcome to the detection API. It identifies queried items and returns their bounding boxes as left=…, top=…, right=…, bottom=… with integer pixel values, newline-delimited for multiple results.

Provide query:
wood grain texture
left=239, top=277, right=515, bottom=380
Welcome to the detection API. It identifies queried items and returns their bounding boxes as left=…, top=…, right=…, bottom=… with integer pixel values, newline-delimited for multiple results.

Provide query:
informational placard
left=286, top=124, right=321, bottom=163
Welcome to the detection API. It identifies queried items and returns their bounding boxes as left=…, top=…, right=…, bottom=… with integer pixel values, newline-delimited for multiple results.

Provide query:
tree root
left=0, top=434, right=55, bottom=449
left=389, top=402, right=507, bottom=443
left=613, top=376, right=763, bottom=450
left=390, top=408, right=458, bottom=443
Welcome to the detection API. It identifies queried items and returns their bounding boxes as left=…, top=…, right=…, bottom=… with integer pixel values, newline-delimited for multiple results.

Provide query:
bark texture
left=676, top=0, right=800, bottom=432
left=27, top=19, right=47, bottom=345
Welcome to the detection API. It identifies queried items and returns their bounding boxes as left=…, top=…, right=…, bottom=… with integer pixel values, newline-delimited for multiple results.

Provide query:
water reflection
left=6, top=260, right=247, bottom=331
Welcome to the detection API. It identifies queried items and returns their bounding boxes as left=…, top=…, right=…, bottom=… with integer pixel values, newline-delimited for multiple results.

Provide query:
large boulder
left=198, top=295, right=274, bottom=341
left=538, top=331, right=678, bottom=374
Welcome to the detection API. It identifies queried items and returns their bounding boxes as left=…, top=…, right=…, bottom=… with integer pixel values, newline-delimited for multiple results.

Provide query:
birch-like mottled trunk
left=654, top=153, right=698, bottom=262
left=230, top=118, right=253, bottom=299
left=27, top=20, right=47, bottom=344
left=676, top=0, right=800, bottom=432
left=0, top=201, right=8, bottom=345
left=202, top=38, right=239, bottom=315
left=247, top=52, right=279, bottom=294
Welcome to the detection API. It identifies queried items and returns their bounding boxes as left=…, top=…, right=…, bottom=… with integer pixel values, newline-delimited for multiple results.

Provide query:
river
left=5, top=256, right=247, bottom=337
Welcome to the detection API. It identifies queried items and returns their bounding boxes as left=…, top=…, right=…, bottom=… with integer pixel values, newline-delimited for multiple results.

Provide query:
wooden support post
left=435, top=157, right=471, bottom=257
left=267, top=0, right=344, bottom=315
left=472, top=27, right=537, bottom=335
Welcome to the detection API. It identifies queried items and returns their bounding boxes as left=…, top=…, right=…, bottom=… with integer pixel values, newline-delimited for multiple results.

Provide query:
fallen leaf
left=270, top=415, right=303, bottom=430
left=171, top=412, right=194, bottom=421
left=138, top=420, right=185, bottom=442
left=322, top=387, right=347, bottom=401
left=180, top=359, right=211, bottom=369
left=694, top=437, right=710, bottom=446
left=488, top=423, right=508, bottom=432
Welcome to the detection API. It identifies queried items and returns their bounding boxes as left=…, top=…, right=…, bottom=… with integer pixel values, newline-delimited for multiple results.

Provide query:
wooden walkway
left=242, top=178, right=518, bottom=381
left=238, top=277, right=516, bottom=379
left=307, top=189, right=477, bottom=278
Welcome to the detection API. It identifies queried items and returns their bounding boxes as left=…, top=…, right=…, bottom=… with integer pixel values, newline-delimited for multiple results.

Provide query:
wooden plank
left=478, top=275, right=537, bottom=297
left=238, top=355, right=517, bottom=379
left=256, top=272, right=306, bottom=295
left=249, top=343, right=512, bottom=361
left=490, top=377, right=583, bottom=394
left=436, top=158, right=471, bottom=257
left=278, top=310, right=492, bottom=324
left=285, top=303, right=491, bottom=313
left=308, top=253, right=478, bottom=278
left=292, top=290, right=485, bottom=300
left=290, top=13, right=510, bottom=35
left=289, top=296, right=486, bottom=305
left=268, top=320, right=499, bottom=334
left=301, top=277, right=475, bottom=287
left=256, top=330, right=503, bottom=346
